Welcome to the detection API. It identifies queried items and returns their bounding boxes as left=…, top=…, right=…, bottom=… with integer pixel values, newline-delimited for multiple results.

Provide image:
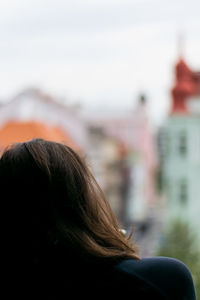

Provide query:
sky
left=0, top=0, right=199, bottom=126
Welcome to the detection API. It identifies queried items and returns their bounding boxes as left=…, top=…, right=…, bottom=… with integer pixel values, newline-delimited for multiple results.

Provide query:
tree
left=156, top=219, right=200, bottom=299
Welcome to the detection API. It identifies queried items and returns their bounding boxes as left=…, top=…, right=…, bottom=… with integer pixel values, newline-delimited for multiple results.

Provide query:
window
left=165, top=132, right=171, bottom=158
left=158, top=129, right=170, bottom=159
left=164, top=177, right=171, bottom=201
left=179, top=130, right=187, bottom=156
left=179, top=179, right=188, bottom=205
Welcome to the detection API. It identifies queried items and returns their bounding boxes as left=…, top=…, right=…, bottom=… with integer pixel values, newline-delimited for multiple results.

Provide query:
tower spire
left=177, top=31, right=185, bottom=59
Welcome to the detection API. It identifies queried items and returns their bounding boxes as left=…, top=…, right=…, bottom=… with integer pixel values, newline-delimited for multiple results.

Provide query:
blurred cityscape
left=0, top=54, right=199, bottom=259
left=1, top=0, right=199, bottom=295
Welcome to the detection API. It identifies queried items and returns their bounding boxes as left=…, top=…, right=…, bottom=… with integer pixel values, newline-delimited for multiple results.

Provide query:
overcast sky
left=0, top=0, right=199, bottom=126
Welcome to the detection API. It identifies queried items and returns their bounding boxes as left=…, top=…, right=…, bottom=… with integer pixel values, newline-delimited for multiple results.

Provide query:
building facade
left=0, top=88, right=159, bottom=255
left=84, top=95, right=158, bottom=233
left=0, top=88, right=87, bottom=152
left=159, top=58, right=200, bottom=240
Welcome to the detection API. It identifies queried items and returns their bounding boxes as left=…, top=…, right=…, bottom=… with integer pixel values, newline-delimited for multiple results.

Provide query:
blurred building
left=86, top=125, right=125, bottom=223
left=0, top=88, right=159, bottom=251
left=158, top=58, right=200, bottom=241
left=0, top=88, right=87, bottom=152
left=0, top=88, right=126, bottom=225
left=0, top=120, right=78, bottom=151
left=84, top=95, right=158, bottom=230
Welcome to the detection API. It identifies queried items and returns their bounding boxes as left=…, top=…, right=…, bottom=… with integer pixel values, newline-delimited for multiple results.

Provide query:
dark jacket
left=7, top=244, right=196, bottom=299
left=29, top=253, right=196, bottom=299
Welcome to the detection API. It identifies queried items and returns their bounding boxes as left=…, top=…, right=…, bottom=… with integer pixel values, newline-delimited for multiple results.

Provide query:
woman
left=0, top=138, right=196, bottom=299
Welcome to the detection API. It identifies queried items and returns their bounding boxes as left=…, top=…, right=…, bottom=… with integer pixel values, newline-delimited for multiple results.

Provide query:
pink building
left=84, top=95, right=158, bottom=223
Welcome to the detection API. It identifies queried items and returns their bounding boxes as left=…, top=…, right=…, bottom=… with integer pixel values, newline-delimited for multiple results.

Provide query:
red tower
left=171, top=58, right=200, bottom=115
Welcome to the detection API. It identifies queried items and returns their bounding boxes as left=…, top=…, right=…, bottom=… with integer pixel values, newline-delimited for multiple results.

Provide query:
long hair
left=0, top=138, right=139, bottom=263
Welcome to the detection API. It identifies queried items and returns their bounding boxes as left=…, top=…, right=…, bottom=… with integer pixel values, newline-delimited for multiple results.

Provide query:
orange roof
left=0, top=120, right=79, bottom=151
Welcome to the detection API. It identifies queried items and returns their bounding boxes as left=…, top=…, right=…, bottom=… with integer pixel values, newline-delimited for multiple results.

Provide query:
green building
left=159, top=58, right=200, bottom=243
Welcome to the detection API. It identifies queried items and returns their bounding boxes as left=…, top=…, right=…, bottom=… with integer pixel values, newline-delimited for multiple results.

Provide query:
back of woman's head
left=0, top=138, right=139, bottom=263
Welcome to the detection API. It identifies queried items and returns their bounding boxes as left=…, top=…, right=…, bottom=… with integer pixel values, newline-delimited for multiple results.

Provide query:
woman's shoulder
left=115, top=256, right=196, bottom=299
left=116, top=256, right=192, bottom=276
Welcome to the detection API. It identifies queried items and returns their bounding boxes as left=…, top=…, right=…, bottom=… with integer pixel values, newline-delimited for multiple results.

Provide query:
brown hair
left=0, top=138, right=139, bottom=262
